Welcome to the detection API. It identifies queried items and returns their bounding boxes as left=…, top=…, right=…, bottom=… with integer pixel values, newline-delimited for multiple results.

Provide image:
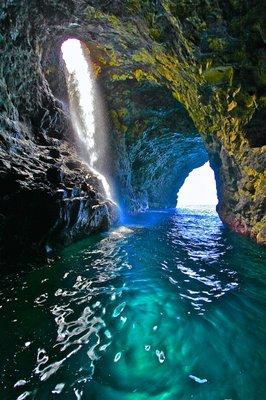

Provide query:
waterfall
left=61, top=38, right=113, bottom=200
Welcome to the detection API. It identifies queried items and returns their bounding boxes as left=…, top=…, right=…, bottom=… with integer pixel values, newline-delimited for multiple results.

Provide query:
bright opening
left=177, top=162, right=217, bottom=208
left=61, top=38, right=112, bottom=200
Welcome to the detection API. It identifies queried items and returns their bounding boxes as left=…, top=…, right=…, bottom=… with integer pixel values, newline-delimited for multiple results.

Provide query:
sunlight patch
left=177, top=162, right=217, bottom=207
left=61, top=39, right=112, bottom=200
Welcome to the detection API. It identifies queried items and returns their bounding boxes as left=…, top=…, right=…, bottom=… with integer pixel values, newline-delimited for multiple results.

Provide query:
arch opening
left=176, top=161, right=218, bottom=211
left=61, top=38, right=114, bottom=202
left=59, top=39, right=219, bottom=216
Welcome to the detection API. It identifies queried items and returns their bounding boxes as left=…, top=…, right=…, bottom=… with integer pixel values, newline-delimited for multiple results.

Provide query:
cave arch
left=177, top=162, right=218, bottom=208
left=1, top=0, right=264, bottom=259
left=42, top=33, right=212, bottom=212
left=38, top=26, right=224, bottom=226
left=107, top=80, right=210, bottom=211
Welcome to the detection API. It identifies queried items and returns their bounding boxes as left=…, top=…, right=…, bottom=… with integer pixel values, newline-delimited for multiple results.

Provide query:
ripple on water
left=0, top=208, right=266, bottom=400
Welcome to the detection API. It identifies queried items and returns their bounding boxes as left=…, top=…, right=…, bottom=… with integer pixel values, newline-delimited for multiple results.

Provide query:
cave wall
left=0, top=1, right=119, bottom=263
left=102, top=79, right=208, bottom=210
left=0, top=0, right=265, bottom=259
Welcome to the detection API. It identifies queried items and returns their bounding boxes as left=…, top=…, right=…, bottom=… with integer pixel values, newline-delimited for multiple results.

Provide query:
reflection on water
left=0, top=208, right=266, bottom=399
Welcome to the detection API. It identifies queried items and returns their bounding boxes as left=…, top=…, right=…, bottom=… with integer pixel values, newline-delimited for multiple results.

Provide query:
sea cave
left=0, top=1, right=265, bottom=399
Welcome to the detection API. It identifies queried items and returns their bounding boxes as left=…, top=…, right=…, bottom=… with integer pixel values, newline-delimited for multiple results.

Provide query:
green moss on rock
left=203, top=66, right=234, bottom=86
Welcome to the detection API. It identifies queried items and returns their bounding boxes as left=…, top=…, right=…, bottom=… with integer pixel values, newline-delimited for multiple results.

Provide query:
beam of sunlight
left=61, top=39, right=112, bottom=200
left=177, top=162, right=217, bottom=208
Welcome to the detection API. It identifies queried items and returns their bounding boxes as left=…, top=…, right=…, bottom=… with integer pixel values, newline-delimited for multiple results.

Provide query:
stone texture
left=105, top=80, right=208, bottom=210
left=0, top=136, right=118, bottom=262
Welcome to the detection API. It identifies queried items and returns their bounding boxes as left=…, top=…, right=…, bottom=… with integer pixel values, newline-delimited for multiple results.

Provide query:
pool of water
left=0, top=208, right=265, bottom=399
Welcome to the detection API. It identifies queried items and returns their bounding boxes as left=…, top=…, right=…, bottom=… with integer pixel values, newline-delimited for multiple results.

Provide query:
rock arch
left=0, top=0, right=265, bottom=263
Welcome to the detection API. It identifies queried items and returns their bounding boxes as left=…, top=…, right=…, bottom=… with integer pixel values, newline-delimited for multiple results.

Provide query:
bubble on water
left=145, top=345, right=151, bottom=351
left=114, top=352, right=122, bottom=362
left=52, top=383, right=65, bottom=394
left=120, top=316, right=127, bottom=326
left=14, top=379, right=27, bottom=388
left=34, top=293, right=48, bottom=305
left=40, top=360, right=64, bottom=382
left=189, top=375, right=208, bottom=384
left=169, top=277, right=178, bottom=285
left=156, top=350, right=165, bottom=364
left=104, top=330, right=112, bottom=339
left=74, top=388, right=83, bottom=400
left=36, top=348, right=48, bottom=364
left=17, top=392, right=31, bottom=400
left=99, top=342, right=111, bottom=351
left=112, top=302, right=126, bottom=317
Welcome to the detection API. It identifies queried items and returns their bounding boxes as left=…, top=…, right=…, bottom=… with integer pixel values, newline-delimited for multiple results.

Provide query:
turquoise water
left=0, top=208, right=265, bottom=399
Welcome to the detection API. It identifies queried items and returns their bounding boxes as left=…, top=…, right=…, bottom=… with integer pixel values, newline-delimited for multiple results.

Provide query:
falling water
left=61, top=38, right=113, bottom=200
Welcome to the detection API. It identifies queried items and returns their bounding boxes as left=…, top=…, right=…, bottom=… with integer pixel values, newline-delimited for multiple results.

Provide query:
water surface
left=0, top=208, right=265, bottom=399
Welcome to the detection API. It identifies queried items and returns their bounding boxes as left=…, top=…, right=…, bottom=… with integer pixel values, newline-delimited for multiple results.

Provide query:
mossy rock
left=257, top=67, right=266, bottom=86
left=207, top=37, right=227, bottom=52
left=203, top=66, right=234, bottom=85
left=228, top=100, right=237, bottom=112
left=258, top=96, right=266, bottom=107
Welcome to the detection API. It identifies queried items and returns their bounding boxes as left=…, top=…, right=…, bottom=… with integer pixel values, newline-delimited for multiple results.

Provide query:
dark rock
left=243, top=108, right=266, bottom=148
left=81, top=181, right=89, bottom=192
left=49, top=148, right=61, bottom=158
left=46, top=165, right=64, bottom=185
left=39, top=155, right=56, bottom=164
left=66, top=160, right=82, bottom=170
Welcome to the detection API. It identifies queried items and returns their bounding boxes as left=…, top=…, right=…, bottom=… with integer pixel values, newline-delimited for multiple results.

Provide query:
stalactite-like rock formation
left=0, top=0, right=265, bottom=263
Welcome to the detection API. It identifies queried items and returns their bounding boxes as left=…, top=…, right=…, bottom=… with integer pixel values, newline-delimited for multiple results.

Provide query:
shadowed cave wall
left=0, top=0, right=265, bottom=264
left=103, top=80, right=209, bottom=211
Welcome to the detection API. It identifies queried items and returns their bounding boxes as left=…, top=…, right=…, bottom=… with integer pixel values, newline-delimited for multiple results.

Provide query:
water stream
left=1, top=207, right=265, bottom=399
left=61, top=38, right=113, bottom=200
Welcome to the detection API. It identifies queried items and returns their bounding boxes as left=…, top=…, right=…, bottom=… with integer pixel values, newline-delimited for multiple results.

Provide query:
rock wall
left=0, top=1, right=119, bottom=263
left=0, top=0, right=265, bottom=262
left=104, top=80, right=208, bottom=210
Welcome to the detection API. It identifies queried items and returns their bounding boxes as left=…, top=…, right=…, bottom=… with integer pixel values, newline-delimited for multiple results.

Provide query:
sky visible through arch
left=177, top=162, right=218, bottom=207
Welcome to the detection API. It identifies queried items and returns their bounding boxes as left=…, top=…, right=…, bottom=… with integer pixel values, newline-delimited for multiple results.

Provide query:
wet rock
left=66, top=160, right=82, bottom=170
left=243, top=108, right=266, bottom=148
left=38, top=132, right=60, bottom=147
left=46, top=166, right=64, bottom=185
left=81, top=181, right=89, bottom=192
left=54, top=189, right=66, bottom=200
left=49, top=148, right=61, bottom=159
left=39, top=155, right=56, bottom=164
